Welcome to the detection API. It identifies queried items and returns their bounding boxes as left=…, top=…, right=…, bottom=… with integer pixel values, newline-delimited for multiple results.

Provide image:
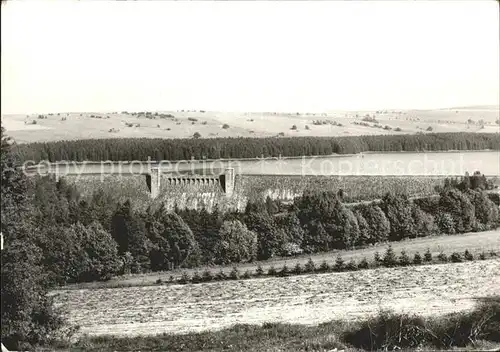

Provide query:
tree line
left=13, top=132, right=500, bottom=162
left=157, top=247, right=498, bottom=286
left=18, top=168, right=500, bottom=287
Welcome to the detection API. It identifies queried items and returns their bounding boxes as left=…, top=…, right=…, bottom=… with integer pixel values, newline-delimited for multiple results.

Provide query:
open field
left=53, top=258, right=500, bottom=338
left=67, top=229, right=500, bottom=290
left=2, top=106, right=499, bottom=143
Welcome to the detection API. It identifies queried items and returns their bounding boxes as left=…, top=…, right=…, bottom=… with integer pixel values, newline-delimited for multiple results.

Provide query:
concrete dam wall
left=25, top=151, right=500, bottom=211
left=61, top=172, right=452, bottom=212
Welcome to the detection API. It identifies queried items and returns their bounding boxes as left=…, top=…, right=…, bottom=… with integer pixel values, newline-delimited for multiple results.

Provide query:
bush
left=358, top=257, right=369, bottom=269
left=229, top=266, right=240, bottom=280
left=373, top=251, right=382, bottom=266
left=213, top=220, right=257, bottom=265
left=436, top=212, right=456, bottom=235
left=304, top=258, right=315, bottom=273
left=242, top=270, right=252, bottom=279
left=291, top=125, right=297, bottom=130
left=399, top=250, right=411, bottom=266
left=479, top=252, right=487, bottom=260
left=319, top=260, right=330, bottom=273
left=413, top=252, right=422, bottom=265
left=437, top=252, right=448, bottom=262
left=345, top=259, right=358, bottom=271
left=193, top=132, right=201, bottom=139
left=426, top=126, right=433, bottom=131
left=267, top=265, right=277, bottom=276
left=343, top=311, right=428, bottom=350
left=191, top=271, right=202, bottom=283
left=155, top=278, right=162, bottom=284
left=255, top=264, right=264, bottom=277
left=450, top=252, right=463, bottom=263
left=464, top=249, right=474, bottom=261
left=343, top=300, right=500, bottom=350
left=222, top=124, right=230, bottom=129
left=424, top=249, right=433, bottom=262
left=334, top=255, right=345, bottom=272
left=383, top=246, right=398, bottom=267
left=215, top=269, right=227, bottom=281
left=202, top=269, right=213, bottom=282
left=278, top=264, right=289, bottom=277
left=293, top=262, right=303, bottom=274
left=305, top=125, right=310, bottom=130
left=179, top=271, right=190, bottom=284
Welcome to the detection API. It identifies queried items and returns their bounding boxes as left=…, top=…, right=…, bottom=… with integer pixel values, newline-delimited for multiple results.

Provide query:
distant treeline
left=13, top=132, right=500, bottom=162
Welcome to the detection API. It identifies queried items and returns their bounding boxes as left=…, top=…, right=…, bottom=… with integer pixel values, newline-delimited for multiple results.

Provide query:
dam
left=23, top=151, right=500, bottom=211
left=24, top=158, right=236, bottom=199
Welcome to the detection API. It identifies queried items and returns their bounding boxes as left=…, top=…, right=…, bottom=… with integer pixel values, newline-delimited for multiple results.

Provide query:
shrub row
left=159, top=247, right=498, bottom=286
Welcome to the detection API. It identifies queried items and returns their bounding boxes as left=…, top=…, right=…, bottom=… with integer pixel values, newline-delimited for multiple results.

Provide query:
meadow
left=53, top=257, right=500, bottom=338
left=3, top=106, right=498, bottom=144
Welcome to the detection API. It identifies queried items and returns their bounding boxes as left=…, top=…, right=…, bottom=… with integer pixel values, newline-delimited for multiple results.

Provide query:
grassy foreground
left=45, top=298, right=500, bottom=352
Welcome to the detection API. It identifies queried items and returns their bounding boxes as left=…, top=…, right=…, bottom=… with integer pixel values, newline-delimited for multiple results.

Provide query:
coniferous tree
left=157, top=208, right=201, bottom=269
left=354, top=210, right=370, bottom=246
left=275, top=212, right=305, bottom=249
left=245, top=210, right=284, bottom=260
left=439, top=188, right=476, bottom=233
left=361, top=204, right=391, bottom=244
left=383, top=245, right=397, bottom=267
left=111, top=200, right=151, bottom=272
left=303, top=220, right=330, bottom=253
left=381, top=193, right=415, bottom=241
left=468, top=189, right=499, bottom=229
left=411, top=205, right=437, bottom=238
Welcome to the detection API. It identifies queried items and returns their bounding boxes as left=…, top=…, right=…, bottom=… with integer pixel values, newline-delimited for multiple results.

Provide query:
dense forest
left=13, top=132, right=500, bottom=162
left=11, top=162, right=500, bottom=286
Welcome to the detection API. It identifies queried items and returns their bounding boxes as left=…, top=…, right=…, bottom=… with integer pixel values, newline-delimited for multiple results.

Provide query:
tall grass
left=343, top=297, right=500, bottom=350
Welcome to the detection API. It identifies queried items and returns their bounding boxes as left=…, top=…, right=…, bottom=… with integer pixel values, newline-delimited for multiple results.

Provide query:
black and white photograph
left=1, top=0, right=499, bottom=351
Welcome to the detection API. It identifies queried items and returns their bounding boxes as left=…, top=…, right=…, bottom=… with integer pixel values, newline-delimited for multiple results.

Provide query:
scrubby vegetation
left=13, top=132, right=500, bottom=163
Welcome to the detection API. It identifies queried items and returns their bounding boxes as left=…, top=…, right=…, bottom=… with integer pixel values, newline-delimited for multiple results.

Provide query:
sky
left=1, top=0, right=499, bottom=114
